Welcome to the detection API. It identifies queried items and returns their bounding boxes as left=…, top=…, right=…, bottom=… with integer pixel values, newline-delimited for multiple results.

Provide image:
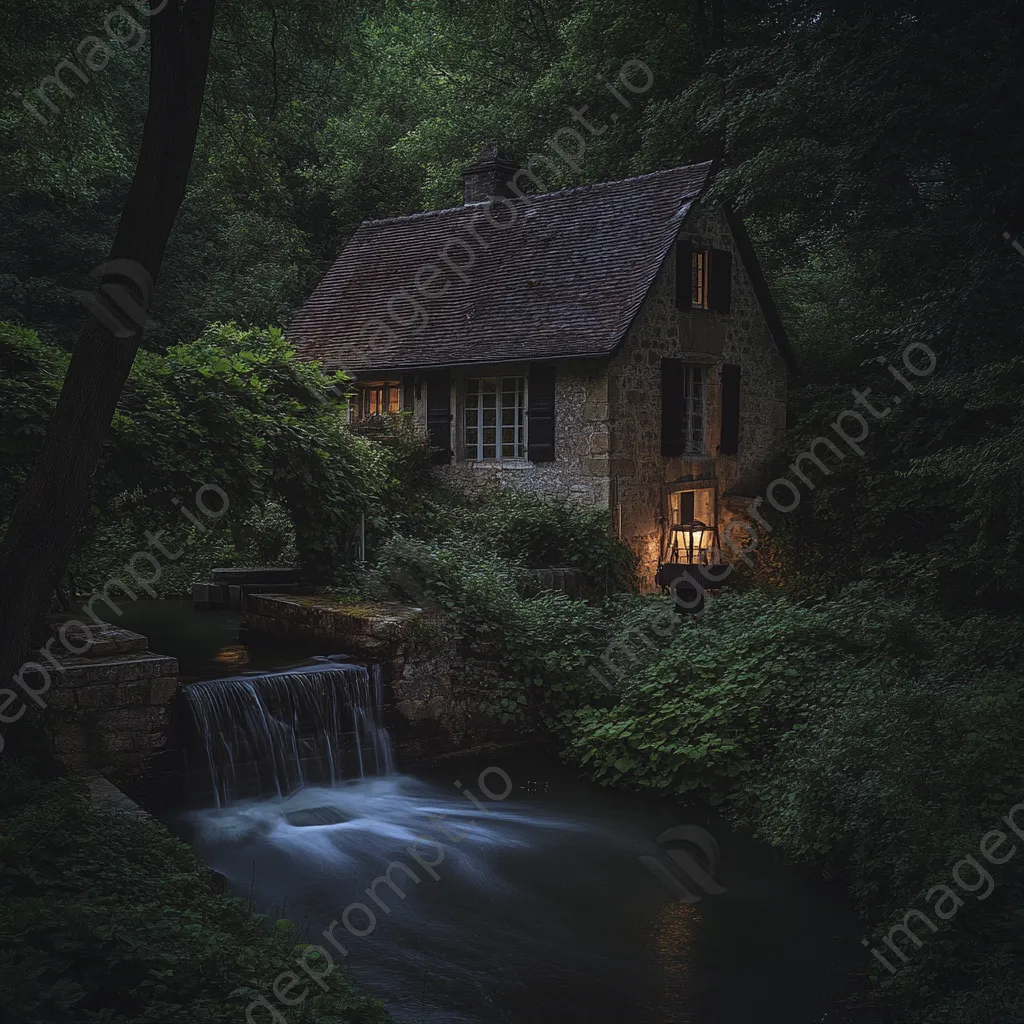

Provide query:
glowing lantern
left=666, top=519, right=719, bottom=565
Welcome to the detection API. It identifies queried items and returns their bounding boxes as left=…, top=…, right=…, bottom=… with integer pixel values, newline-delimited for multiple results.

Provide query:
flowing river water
left=119, top=600, right=870, bottom=1024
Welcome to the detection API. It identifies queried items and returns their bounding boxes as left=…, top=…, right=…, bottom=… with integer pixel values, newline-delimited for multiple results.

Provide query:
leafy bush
left=0, top=765, right=391, bottom=1024
left=442, top=490, right=638, bottom=594
left=561, top=585, right=1024, bottom=1021
left=1, top=322, right=437, bottom=595
left=0, top=323, right=67, bottom=524
left=365, top=534, right=610, bottom=726
left=566, top=590, right=844, bottom=805
left=752, top=595, right=1024, bottom=1019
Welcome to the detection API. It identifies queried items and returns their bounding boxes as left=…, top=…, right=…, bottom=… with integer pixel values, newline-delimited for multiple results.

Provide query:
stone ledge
left=46, top=619, right=149, bottom=658
left=210, top=566, right=302, bottom=585
left=51, top=651, right=179, bottom=686
left=48, top=674, right=179, bottom=711
left=243, top=594, right=424, bottom=659
left=81, top=770, right=148, bottom=816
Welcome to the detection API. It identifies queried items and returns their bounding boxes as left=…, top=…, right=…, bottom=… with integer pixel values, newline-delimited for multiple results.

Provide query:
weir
left=184, top=661, right=394, bottom=807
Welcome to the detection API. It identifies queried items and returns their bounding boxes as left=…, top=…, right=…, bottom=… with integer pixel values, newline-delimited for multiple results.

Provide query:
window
left=676, top=242, right=731, bottom=314
left=464, top=376, right=525, bottom=460
left=661, top=360, right=709, bottom=456
left=670, top=486, right=714, bottom=528
left=358, top=381, right=401, bottom=418
left=664, top=485, right=719, bottom=565
left=691, top=250, right=709, bottom=309
left=682, top=365, right=707, bottom=454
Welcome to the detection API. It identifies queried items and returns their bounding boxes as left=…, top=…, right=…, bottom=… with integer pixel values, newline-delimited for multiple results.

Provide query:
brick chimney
left=461, top=142, right=521, bottom=204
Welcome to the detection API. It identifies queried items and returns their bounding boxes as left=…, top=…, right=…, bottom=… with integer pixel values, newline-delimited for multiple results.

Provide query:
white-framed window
left=464, top=376, right=526, bottom=460
left=683, top=365, right=707, bottom=454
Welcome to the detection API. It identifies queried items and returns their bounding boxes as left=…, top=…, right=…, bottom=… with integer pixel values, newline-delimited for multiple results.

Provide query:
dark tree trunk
left=0, top=1, right=217, bottom=699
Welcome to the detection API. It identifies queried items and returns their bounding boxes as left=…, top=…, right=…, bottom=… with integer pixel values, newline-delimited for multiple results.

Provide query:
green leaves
left=0, top=771, right=392, bottom=1024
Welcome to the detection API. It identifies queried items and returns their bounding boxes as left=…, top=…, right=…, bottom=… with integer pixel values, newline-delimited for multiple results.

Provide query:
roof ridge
left=358, top=160, right=714, bottom=228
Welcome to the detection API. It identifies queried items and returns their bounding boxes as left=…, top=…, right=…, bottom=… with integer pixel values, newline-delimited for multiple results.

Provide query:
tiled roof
left=288, top=162, right=714, bottom=373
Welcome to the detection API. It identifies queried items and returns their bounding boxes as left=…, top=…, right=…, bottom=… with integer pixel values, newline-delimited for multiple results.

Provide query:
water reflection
left=213, top=644, right=250, bottom=666
left=177, top=764, right=861, bottom=1024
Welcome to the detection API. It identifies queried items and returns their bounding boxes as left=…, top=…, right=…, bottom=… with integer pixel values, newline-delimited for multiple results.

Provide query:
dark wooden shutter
left=719, top=363, right=741, bottom=455
left=709, top=249, right=732, bottom=313
left=527, top=363, right=556, bottom=462
left=401, top=374, right=415, bottom=412
left=661, top=358, right=685, bottom=456
left=675, top=238, right=693, bottom=310
left=425, top=370, right=451, bottom=465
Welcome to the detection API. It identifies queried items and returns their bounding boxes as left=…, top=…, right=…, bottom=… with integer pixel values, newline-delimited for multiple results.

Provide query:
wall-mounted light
left=667, top=519, right=719, bottom=565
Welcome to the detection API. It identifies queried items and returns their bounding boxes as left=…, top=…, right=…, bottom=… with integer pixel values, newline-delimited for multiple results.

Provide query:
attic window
left=676, top=241, right=732, bottom=313
left=691, top=250, right=708, bottom=309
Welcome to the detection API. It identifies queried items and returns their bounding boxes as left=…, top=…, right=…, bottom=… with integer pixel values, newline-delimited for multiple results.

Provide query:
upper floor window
left=691, top=250, right=708, bottom=309
left=675, top=241, right=732, bottom=313
left=464, top=376, right=525, bottom=460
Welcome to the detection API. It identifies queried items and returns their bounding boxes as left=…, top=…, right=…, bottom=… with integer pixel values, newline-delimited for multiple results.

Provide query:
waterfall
left=184, top=661, right=394, bottom=807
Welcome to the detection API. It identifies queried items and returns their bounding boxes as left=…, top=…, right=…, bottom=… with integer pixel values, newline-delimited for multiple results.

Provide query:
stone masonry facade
left=607, top=203, right=789, bottom=583
left=403, top=202, right=788, bottom=588
left=44, top=621, right=181, bottom=797
left=414, top=360, right=612, bottom=507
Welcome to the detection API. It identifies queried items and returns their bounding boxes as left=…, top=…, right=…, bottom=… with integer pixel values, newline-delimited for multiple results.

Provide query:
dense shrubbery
left=0, top=322, right=436, bottom=596
left=356, top=481, right=638, bottom=725
left=0, top=763, right=390, bottom=1024
left=0, top=323, right=67, bottom=517
left=364, top=531, right=616, bottom=727
left=556, top=585, right=1024, bottom=1021
left=429, top=489, right=639, bottom=595
left=568, top=591, right=837, bottom=805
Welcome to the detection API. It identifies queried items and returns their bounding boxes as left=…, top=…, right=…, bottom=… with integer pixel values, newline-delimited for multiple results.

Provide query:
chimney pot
left=461, top=142, right=521, bottom=204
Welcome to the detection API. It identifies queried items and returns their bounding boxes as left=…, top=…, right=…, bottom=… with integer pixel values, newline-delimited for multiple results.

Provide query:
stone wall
left=412, top=360, right=612, bottom=508
left=607, top=203, right=789, bottom=584
left=45, top=622, right=181, bottom=797
left=243, top=594, right=516, bottom=761
left=397, top=202, right=787, bottom=588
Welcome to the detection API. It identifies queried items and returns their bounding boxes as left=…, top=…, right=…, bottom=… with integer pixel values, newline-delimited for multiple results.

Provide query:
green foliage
left=0, top=322, right=435, bottom=592
left=562, top=585, right=1024, bottom=1019
left=0, top=323, right=68, bottom=520
left=361, top=484, right=637, bottom=723
left=749, top=597, right=1024, bottom=1018
left=567, top=591, right=836, bottom=805
left=365, top=533, right=610, bottom=726
left=432, top=489, right=638, bottom=594
left=0, top=766, right=391, bottom=1024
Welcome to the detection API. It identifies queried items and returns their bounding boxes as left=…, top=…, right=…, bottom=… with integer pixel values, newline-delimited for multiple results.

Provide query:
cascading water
left=184, top=659, right=394, bottom=807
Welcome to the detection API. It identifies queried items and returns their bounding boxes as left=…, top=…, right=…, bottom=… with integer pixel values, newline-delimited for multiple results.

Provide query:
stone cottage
left=288, top=147, right=795, bottom=588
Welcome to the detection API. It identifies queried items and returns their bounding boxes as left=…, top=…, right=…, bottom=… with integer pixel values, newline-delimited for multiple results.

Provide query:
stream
left=117, top=600, right=868, bottom=1024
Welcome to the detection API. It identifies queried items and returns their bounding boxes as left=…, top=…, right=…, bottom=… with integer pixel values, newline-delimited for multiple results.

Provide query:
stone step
left=210, top=566, right=302, bottom=586
left=47, top=618, right=149, bottom=657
